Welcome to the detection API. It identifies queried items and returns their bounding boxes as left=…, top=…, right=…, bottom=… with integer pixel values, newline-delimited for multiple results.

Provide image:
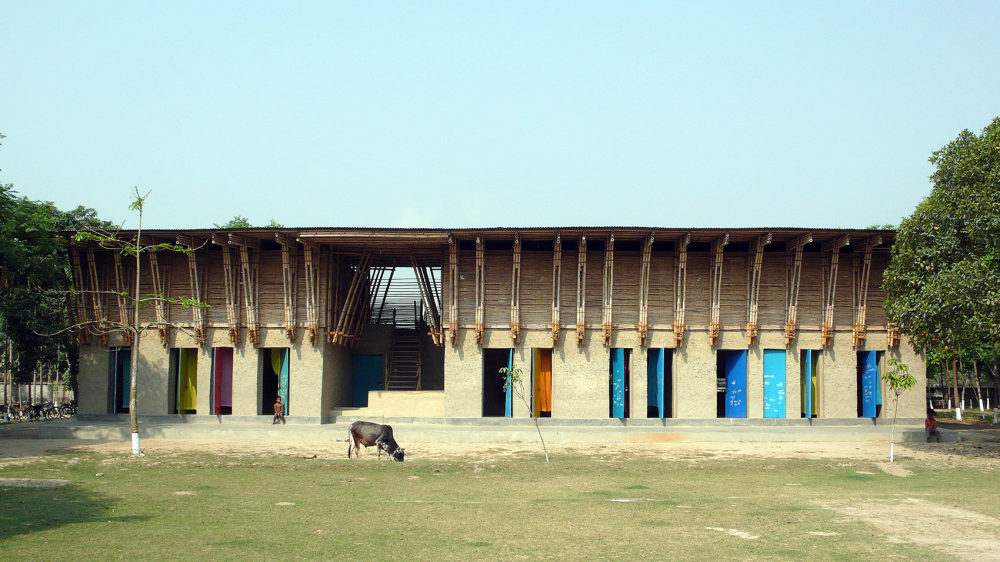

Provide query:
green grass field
left=2, top=447, right=998, bottom=560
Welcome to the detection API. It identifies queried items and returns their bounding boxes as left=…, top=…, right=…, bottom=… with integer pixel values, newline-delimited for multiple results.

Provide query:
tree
left=498, top=365, right=550, bottom=462
left=215, top=215, right=284, bottom=228
left=884, top=117, right=1000, bottom=420
left=881, top=359, right=916, bottom=462
left=74, top=189, right=206, bottom=456
left=214, top=215, right=252, bottom=229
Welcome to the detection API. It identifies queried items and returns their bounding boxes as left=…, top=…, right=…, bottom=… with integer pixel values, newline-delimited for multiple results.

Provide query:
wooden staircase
left=386, top=329, right=422, bottom=390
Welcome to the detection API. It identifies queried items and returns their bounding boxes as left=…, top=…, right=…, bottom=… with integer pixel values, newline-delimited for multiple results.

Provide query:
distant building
left=68, top=226, right=924, bottom=422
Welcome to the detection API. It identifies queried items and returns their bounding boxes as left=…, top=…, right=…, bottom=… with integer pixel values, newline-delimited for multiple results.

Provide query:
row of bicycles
left=1, top=400, right=77, bottom=422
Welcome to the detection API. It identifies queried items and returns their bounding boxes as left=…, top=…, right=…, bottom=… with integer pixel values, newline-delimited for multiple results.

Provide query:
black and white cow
left=347, top=420, right=405, bottom=461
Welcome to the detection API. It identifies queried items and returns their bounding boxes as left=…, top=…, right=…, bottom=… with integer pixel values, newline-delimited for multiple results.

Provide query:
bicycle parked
left=59, top=400, right=78, bottom=418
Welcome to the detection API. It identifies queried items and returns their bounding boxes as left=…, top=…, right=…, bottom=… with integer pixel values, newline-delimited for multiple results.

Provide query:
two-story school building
left=68, top=226, right=925, bottom=423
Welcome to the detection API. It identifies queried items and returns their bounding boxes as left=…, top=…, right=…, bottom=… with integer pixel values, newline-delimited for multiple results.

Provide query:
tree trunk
left=972, top=360, right=984, bottom=414
left=130, top=196, right=144, bottom=456
left=953, top=358, right=961, bottom=420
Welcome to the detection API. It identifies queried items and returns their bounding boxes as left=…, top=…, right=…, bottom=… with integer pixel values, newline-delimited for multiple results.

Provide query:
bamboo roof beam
left=275, top=233, right=299, bottom=342
left=112, top=252, right=134, bottom=346
left=821, top=234, right=851, bottom=346
left=448, top=235, right=459, bottom=344
left=301, top=241, right=320, bottom=343
left=551, top=233, right=562, bottom=345
left=852, top=236, right=881, bottom=348
left=411, top=256, right=443, bottom=346
left=177, top=236, right=207, bottom=344
left=602, top=233, right=615, bottom=346
left=673, top=233, right=690, bottom=347
left=576, top=236, right=587, bottom=346
left=510, top=234, right=522, bottom=344
left=148, top=250, right=170, bottom=346
left=331, top=250, right=372, bottom=346
left=475, top=237, right=485, bottom=345
left=85, top=249, right=109, bottom=345
left=709, top=233, right=729, bottom=347
left=69, top=248, right=91, bottom=344
left=745, top=233, right=772, bottom=346
left=638, top=233, right=654, bottom=347
left=784, top=233, right=812, bottom=345
left=211, top=234, right=241, bottom=344
left=229, top=234, right=260, bottom=344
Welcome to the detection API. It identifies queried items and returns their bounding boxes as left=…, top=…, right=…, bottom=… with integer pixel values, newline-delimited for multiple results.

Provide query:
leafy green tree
left=884, top=117, right=1000, bottom=416
left=215, top=215, right=252, bottom=229
left=215, top=215, right=283, bottom=228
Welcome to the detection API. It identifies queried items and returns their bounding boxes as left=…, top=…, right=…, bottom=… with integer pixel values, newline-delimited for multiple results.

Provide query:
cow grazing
left=347, top=421, right=405, bottom=461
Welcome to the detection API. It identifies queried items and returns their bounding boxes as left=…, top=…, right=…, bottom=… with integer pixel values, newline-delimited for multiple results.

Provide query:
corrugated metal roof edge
left=65, top=225, right=897, bottom=235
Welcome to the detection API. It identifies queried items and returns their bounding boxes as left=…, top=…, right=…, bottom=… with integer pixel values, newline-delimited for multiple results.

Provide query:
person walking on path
left=273, top=396, right=286, bottom=425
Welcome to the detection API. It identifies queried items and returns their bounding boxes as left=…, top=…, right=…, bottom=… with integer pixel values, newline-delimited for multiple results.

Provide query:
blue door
left=802, top=350, right=814, bottom=419
left=724, top=350, right=747, bottom=418
left=611, top=348, right=626, bottom=418
left=763, top=349, right=785, bottom=418
left=861, top=350, right=878, bottom=418
left=647, top=349, right=665, bottom=418
left=352, top=354, right=384, bottom=407
left=505, top=349, right=513, bottom=417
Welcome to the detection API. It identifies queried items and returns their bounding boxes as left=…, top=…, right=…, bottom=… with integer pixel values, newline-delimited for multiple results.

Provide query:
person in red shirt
left=925, top=409, right=940, bottom=442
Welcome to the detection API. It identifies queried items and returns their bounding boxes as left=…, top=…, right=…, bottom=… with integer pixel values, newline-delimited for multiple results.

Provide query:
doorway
left=532, top=348, right=552, bottom=418
left=261, top=348, right=289, bottom=416
left=717, top=350, right=747, bottom=418
left=610, top=348, right=631, bottom=419
left=646, top=348, right=673, bottom=418
left=212, top=347, right=233, bottom=415
left=482, top=348, right=513, bottom=417
left=763, top=349, right=786, bottom=418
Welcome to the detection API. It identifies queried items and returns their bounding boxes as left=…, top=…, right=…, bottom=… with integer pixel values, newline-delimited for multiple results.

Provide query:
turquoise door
left=647, top=349, right=665, bottom=418
left=611, top=348, right=626, bottom=418
left=352, top=355, right=384, bottom=407
left=763, top=349, right=786, bottom=418
left=504, top=349, right=513, bottom=417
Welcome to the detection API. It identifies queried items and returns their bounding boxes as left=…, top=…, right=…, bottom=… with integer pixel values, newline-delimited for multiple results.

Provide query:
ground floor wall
left=76, top=325, right=925, bottom=422
left=444, top=327, right=926, bottom=420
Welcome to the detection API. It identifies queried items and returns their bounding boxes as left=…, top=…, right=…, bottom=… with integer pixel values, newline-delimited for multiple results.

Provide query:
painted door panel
left=179, top=349, right=197, bottom=412
left=647, top=349, right=665, bottom=418
left=352, top=354, right=384, bottom=407
left=763, top=349, right=785, bottom=418
left=505, top=349, right=513, bottom=417
left=532, top=349, right=552, bottom=417
left=612, top=348, right=626, bottom=419
left=213, top=348, right=234, bottom=414
left=724, top=350, right=747, bottom=418
left=861, top=350, right=878, bottom=418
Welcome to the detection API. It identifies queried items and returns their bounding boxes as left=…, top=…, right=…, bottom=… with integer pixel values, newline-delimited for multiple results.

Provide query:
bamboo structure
left=852, top=236, right=881, bottom=348
left=708, top=233, right=729, bottom=347
left=821, top=235, right=850, bottom=346
left=745, top=233, right=771, bottom=346
left=783, top=233, right=811, bottom=345
left=673, top=233, right=690, bottom=347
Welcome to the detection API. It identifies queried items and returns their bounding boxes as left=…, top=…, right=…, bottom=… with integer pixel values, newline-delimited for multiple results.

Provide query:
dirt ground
left=2, top=423, right=998, bottom=468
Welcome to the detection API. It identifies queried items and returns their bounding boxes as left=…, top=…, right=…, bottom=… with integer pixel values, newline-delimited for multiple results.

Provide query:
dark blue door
left=724, top=350, right=747, bottom=418
left=647, top=349, right=664, bottom=418
left=352, top=355, right=384, bottom=407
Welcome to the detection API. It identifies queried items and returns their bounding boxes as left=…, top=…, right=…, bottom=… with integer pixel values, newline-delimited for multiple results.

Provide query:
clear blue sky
left=2, top=2, right=998, bottom=230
